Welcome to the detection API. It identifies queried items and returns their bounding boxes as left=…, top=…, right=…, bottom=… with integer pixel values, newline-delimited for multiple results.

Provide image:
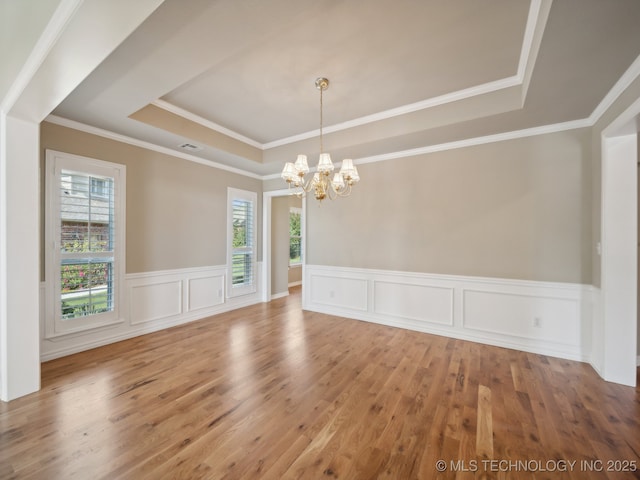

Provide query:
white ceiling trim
left=262, top=75, right=522, bottom=149
left=351, top=118, right=591, bottom=167
left=46, top=45, right=640, bottom=182
left=517, top=0, right=550, bottom=102
left=153, top=0, right=545, bottom=151
left=260, top=118, right=591, bottom=180
left=154, top=74, right=525, bottom=153
left=151, top=99, right=263, bottom=149
left=46, top=108, right=591, bottom=182
left=516, top=0, right=543, bottom=82
left=1, top=0, right=83, bottom=114
left=153, top=75, right=522, bottom=151
left=44, top=114, right=263, bottom=180
left=266, top=49, right=640, bottom=177
left=589, top=53, right=640, bottom=125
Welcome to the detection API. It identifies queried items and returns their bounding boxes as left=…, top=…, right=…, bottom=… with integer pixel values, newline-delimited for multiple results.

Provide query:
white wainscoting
left=304, top=265, right=593, bottom=362
left=40, top=264, right=262, bottom=361
left=129, top=279, right=184, bottom=325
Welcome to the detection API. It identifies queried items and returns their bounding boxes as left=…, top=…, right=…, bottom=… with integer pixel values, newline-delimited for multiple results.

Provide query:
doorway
left=599, top=97, right=640, bottom=386
left=262, top=189, right=306, bottom=302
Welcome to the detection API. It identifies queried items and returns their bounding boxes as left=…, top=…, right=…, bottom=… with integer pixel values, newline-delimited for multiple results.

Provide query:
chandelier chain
left=319, top=85, right=324, bottom=154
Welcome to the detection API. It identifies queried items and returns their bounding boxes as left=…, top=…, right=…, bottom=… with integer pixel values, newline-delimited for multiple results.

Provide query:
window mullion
left=61, top=251, right=114, bottom=260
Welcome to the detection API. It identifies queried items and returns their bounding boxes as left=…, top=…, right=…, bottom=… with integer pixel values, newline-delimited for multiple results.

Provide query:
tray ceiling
left=50, top=0, right=640, bottom=176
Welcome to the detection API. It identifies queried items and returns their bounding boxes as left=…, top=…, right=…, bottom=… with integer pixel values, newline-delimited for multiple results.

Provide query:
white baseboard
left=304, top=265, right=593, bottom=362
left=40, top=263, right=263, bottom=361
left=288, top=281, right=302, bottom=288
left=271, top=291, right=289, bottom=300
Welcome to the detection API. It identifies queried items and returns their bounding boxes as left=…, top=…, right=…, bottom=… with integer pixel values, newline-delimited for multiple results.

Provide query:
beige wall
left=263, top=177, right=291, bottom=192
left=288, top=263, right=302, bottom=285
left=40, top=122, right=262, bottom=278
left=271, top=195, right=301, bottom=295
left=307, top=128, right=593, bottom=284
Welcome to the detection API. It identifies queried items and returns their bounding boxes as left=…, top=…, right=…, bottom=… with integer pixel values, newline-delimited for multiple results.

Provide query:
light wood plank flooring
left=1, top=287, right=639, bottom=479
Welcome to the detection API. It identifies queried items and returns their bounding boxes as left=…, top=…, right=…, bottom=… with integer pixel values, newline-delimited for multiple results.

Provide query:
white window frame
left=227, top=188, right=257, bottom=298
left=289, top=206, right=302, bottom=266
left=45, top=150, right=126, bottom=337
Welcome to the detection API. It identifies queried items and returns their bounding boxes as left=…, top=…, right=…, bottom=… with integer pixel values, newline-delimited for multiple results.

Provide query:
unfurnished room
left=1, top=0, right=640, bottom=478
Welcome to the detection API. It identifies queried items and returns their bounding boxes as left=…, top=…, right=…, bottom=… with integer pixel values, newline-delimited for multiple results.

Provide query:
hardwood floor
left=1, top=286, right=639, bottom=479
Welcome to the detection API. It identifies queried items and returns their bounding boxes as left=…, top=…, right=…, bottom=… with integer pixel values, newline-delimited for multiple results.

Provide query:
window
left=45, top=150, right=125, bottom=337
left=227, top=188, right=257, bottom=297
left=289, top=207, right=302, bottom=265
left=90, top=177, right=108, bottom=198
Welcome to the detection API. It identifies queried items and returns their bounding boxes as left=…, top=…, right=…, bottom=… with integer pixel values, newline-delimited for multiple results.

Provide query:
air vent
left=178, top=142, right=203, bottom=152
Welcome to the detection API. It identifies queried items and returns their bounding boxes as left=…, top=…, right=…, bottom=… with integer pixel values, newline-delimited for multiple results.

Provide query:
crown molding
left=39, top=114, right=595, bottom=182
left=260, top=117, right=590, bottom=180
left=150, top=99, right=263, bottom=149
left=154, top=75, right=523, bottom=152
left=354, top=118, right=591, bottom=167
left=589, top=53, right=640, bottom=124
left=45, top=50, right=640, bottom=181
left=262, top=76, right=523, bottom=149
left=155, top=0, right=547, bottom=151
left=44, top=115, right=263, bottom=180
left=517, top=0, right=543, bottom=80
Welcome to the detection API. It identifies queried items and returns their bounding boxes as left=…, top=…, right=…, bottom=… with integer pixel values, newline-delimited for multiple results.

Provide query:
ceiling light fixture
left=281, top=77, right=360, bottom=201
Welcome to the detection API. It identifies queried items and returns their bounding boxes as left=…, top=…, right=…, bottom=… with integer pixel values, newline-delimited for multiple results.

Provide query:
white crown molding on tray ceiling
left=46, top=44, right=638, bottom=183
left=44, top=114, right=263, bottom=180
left=43, top=4, right=640, bottom=181
left=150, top=0, right=545, bottom=151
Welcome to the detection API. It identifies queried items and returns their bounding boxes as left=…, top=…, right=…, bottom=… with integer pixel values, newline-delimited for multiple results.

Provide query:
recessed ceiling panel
left=162, top=0, right=530, bottom=143
left=48, top=0, right=640, bottom=177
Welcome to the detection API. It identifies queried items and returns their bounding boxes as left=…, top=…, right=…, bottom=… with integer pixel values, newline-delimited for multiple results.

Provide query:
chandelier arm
left=327, top=180, right=337, bottom=200
left=335, top=182, right=352, bottom=197
left=302, top=178, right=313, bottom=193
left=328, top=176, right=350, bottom=198
left=290, top=181, right=304, bottom=197
left=296, top=175, right=314, bottom=194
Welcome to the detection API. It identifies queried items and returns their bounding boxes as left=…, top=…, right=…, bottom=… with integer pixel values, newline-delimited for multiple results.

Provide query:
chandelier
left=281, top=77, right=360, bottom=201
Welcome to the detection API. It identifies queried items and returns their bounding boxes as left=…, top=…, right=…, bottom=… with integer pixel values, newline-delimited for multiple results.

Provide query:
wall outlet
left=533, top=317, right=542, bottom=328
